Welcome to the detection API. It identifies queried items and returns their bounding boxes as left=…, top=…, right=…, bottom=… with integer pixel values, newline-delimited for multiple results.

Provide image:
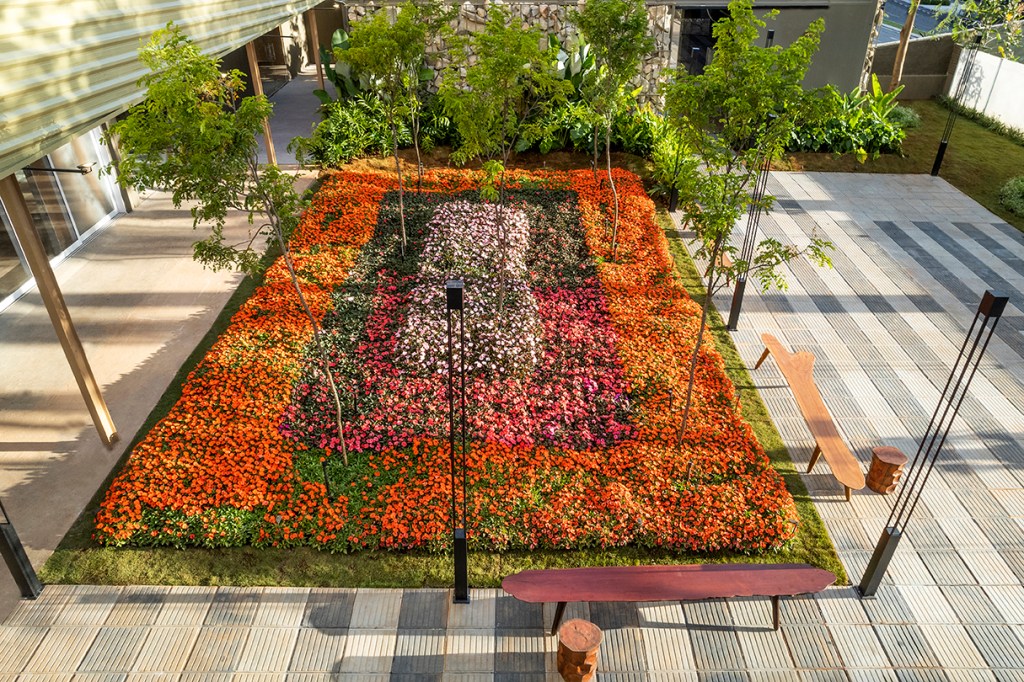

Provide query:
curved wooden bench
left=754, top=333, right=865, bottom=500
left=502, top=563, right=836, bottom=634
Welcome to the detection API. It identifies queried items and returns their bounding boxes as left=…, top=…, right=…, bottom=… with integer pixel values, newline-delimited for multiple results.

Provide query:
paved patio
left=2, top=170, right=1024, bottom=678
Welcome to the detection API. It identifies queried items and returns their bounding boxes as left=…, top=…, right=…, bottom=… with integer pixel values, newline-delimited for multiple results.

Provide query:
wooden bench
left=502, top=563, right=836, bottom=635
left=754, top=333, right=865, bottom=500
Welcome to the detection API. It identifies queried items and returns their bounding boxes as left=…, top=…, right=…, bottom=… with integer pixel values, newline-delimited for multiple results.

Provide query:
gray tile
left=204, top=588, right=261, bottom=627
left=495, top=596, right=541, bottom=632
left=397, top=590, right=449, bottom=631
left=131, top=627, right=199, bottom=672
left=21, top=628, right=100, bottom=673
left=104, top=588, right=168, bottom=627
left=783, top=624, right=842, bottom=669
left=873, top=624, right=940, bottom=668
left=391, top=629, right=444, bottom=674
left=966, top=624, right=1024, bottom=669
left=0, top=625, right=47, bottom=673
left=236, top=627, right=298, bottom=672
left=182, top=627, right=248, bottom=672
left=76, top=627, right=147, bottom=672
left=301, top=589, right=355, bottom=629
left=286, top=628, right=346, bottom=673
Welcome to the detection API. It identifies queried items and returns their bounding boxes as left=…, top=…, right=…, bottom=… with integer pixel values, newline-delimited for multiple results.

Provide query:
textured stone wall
left=346, top=1, right=675, bottom=105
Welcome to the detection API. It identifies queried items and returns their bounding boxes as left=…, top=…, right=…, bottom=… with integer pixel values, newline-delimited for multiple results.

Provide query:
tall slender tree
left=662, top=0, right=832, bottom=441
left=439, top=4, right=569, bottom=308
left=570, top=0, right=654, bottom=262
left=338, top=1, right=452, bottom=257
left=107, top=25, right=350, bottom=464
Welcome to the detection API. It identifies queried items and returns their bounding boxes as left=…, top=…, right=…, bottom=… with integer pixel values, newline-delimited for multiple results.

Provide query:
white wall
left=950, top=49, right=1024, bottom=134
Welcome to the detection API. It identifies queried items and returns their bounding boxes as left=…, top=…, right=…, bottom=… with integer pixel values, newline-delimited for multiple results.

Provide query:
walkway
left=2, top=171, right=1023, bottom=677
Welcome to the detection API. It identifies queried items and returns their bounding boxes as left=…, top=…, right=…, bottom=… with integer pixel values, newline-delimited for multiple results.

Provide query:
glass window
left=14, top=166, right=77, bottom=258
left=0, top=206, right=31, bottom=300
left=50, top=130, right=118, bottom=237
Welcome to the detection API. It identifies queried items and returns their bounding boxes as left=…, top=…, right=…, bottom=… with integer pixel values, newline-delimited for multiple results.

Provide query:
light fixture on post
left=932, top=34, right=982, bottom=177
left=445, top=279, right=469, bottom=604
left=859, top=290, right=1008, bottom=596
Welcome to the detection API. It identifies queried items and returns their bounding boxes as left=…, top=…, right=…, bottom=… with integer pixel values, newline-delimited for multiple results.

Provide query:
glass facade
left=0, top=127, right=123, bottom=309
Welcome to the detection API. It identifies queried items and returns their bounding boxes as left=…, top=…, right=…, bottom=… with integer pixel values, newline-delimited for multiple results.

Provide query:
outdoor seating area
left=3, top=0, right=1024, bottom=677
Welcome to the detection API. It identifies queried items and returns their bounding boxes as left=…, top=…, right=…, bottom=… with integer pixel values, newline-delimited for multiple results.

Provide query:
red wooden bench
left=502, top=563, right=836, bottom=634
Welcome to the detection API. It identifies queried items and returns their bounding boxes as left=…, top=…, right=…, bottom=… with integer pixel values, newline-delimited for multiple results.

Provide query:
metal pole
left=0, top=499, right=43, bottom=599
left=446, top=280, right=469, bottom=604
left=859, top=290, right=1008, bottom=596
left=246, top=42, right=277, bottom=166
left=724, top=30, right=774, bottom=331
left=932, top=35, right=982, bottom=177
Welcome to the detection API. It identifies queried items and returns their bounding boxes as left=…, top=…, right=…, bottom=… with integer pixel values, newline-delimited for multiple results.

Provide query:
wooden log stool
left=867, top=446, right=908, bottom=494
left=557, top=618, right=603, bottom=682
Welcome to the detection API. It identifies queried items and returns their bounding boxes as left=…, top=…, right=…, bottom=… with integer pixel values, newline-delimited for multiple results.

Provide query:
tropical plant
left=789, top=76, right=906, bottom=160
left=661, top=0, right=833, bottom=438
left=289, top=95, right=408, bottom=167
left=107, top=24, right=350, bottom=466
left=569, top=0, right=654, bottom=261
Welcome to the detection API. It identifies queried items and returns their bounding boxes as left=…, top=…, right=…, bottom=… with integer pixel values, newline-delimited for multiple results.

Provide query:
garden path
left=3, top=171, right=1024, bottom=678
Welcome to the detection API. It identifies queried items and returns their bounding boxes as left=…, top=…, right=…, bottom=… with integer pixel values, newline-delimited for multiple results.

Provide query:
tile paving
left=3, top=171, right=1024, bottom=677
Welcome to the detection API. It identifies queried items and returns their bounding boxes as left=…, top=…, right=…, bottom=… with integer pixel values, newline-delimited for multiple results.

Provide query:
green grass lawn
left=780, top=98, right=1024, bottom=232
left=40, top=208, right=846, bottom=589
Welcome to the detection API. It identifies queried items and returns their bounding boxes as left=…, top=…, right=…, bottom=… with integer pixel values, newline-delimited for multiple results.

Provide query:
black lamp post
left=859, top=290, right=1008, bottom=596
left=445, top=279, right=469, bottom=604
left=0, top=498, right=43, bottom=599
left=932, top=34, right=983, bottom=176
left=726, top=24, right=773, bottom=333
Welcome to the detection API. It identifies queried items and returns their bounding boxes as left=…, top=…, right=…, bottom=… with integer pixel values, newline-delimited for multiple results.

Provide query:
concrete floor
left=0, top=64, right=323, bottom=620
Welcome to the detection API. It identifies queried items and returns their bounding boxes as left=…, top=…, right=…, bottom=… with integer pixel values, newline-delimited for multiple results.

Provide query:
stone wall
left=345, top=1, right=675, bottom=105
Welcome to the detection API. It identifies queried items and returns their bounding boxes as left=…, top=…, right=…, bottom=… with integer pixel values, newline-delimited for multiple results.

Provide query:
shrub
left=789, top=76, right=906, bottom=160
left=999, top=176, right=1024, bottom=216
left=290, top=95, right=411, bottom=167
left=888, top=105, right=921, bottom=129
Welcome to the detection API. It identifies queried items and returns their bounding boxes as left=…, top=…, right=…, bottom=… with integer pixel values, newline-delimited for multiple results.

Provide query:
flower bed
left=95, top=169, right=798, bottom=553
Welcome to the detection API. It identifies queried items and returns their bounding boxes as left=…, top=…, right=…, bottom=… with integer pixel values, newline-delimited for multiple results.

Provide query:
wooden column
left=307, top=9, right=325, bottom=90
left=245, top=41, right=278, bottom=166
left=0, top=174, right=118, bottom=447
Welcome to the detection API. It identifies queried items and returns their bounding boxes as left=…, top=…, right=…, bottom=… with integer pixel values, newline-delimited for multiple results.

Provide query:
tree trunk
left=860, top=0, right=887, bottom=91
left=412, top=111, right=424, bottom=193
left=392, top=121, right=407, bottom=257
left=272, top=221, right=349, bottom=468
left=677, top=237, right=723, bottom=447
left=606, top=122, right=620, bottom=262
left=592, top=126, right=599, bottom=181
left=889, top=0, right=919, bottom=92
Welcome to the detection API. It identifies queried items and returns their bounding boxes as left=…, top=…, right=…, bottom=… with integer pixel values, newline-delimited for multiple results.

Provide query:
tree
left=939, top=0, right=1023, bottom=53
left=662, top=0, right=832, bottom=440
left=570, top=0, right=654, bottom=262
left=889, top=0, right=922, bottom=92
left=337, top=1, right=451, bottom=257
left=107, top=24, right=351, bottom=465
left=439, top=5, right=570, bottom=307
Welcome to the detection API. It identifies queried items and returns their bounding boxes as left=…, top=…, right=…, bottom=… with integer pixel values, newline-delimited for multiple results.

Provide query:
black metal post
left=446, top=279, right=469, bottom=604
left=932, top=35, right=982, bottom=177
left=727, top=153, right=771, bottom=331
left=859, top=290, right=1008, bottom=596
left=0, top=499, right=43, bottom=599
left=726, top=28, right=773, bottom=332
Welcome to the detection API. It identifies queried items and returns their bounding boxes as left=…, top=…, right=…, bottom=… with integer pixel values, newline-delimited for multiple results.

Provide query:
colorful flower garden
left=94, top=169, right=798, bottom=554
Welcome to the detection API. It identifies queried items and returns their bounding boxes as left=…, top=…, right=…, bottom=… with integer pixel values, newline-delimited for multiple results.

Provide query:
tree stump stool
left=867, top=446, right=908, bottom=494
left=557, top=618, right=603, bottom=682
